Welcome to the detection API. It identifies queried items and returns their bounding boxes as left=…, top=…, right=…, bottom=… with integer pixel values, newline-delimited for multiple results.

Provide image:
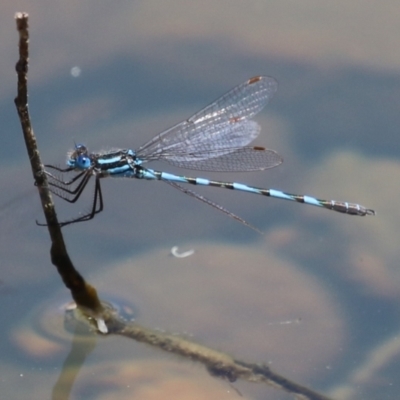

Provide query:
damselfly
left=44, top=76, right=375, bottom=230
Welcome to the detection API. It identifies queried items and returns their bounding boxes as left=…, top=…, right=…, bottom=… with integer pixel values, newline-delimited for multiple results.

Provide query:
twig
left=111, top=318, right=333, bottom=400
left=14, top=11, right=104, bottom=315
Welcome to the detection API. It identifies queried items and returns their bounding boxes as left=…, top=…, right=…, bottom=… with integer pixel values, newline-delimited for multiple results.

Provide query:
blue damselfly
left=44, top=76, right=375, bottom=230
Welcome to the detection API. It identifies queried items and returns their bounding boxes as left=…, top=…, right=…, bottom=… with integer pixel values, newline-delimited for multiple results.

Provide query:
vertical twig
left=14, top=12, right=103, bottom=315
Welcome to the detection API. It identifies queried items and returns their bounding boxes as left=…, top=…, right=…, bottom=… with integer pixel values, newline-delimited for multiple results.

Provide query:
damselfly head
left=67, top=144, right=91, bottom=170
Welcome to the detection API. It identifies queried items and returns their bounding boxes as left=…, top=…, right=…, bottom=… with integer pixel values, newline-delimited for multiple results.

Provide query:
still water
left=0, top=2, right=398, bottom=399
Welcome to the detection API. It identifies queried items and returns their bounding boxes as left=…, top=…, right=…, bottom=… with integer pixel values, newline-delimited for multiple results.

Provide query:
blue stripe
left=107, top=164, right=134, bottom=176
left=269, top=189, right=293, bottom=201
left=195, top=178, right=210, bottom=185
left=303, top=196, right=321, bottom=207
left=97, top=156, right=124, bottom=165
left=233, top=182, right=260, bottom=194
left=160, top=172, right=187, bottom=183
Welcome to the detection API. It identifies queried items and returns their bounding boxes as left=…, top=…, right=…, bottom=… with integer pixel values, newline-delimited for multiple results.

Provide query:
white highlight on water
left=171, top=246, right=195, bottom=258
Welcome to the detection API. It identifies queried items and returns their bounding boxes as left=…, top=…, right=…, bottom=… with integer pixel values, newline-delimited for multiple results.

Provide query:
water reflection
left=2, top=1, right=399, bottom=398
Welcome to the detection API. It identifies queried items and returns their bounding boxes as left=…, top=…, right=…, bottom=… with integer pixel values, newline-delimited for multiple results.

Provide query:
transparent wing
left=166, top=146, right=282, bottom=172
left=136, top=76, right=278, bottom=170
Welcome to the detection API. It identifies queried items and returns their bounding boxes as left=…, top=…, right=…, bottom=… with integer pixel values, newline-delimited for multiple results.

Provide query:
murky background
left=0, top=1, right=399, bottom=399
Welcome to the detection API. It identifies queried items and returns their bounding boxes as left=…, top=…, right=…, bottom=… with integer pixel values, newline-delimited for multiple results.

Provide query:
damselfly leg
left=39, top=165, right=103, bottom=226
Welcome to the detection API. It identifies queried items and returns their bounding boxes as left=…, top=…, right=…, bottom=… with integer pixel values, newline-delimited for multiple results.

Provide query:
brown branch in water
left=13, top=12, right=334, bottom=400
left=100, top=314, right=333, bottom=400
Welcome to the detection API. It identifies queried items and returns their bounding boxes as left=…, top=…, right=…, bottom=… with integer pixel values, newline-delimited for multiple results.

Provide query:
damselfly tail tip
left=366, top=209, right=376, bottom=216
